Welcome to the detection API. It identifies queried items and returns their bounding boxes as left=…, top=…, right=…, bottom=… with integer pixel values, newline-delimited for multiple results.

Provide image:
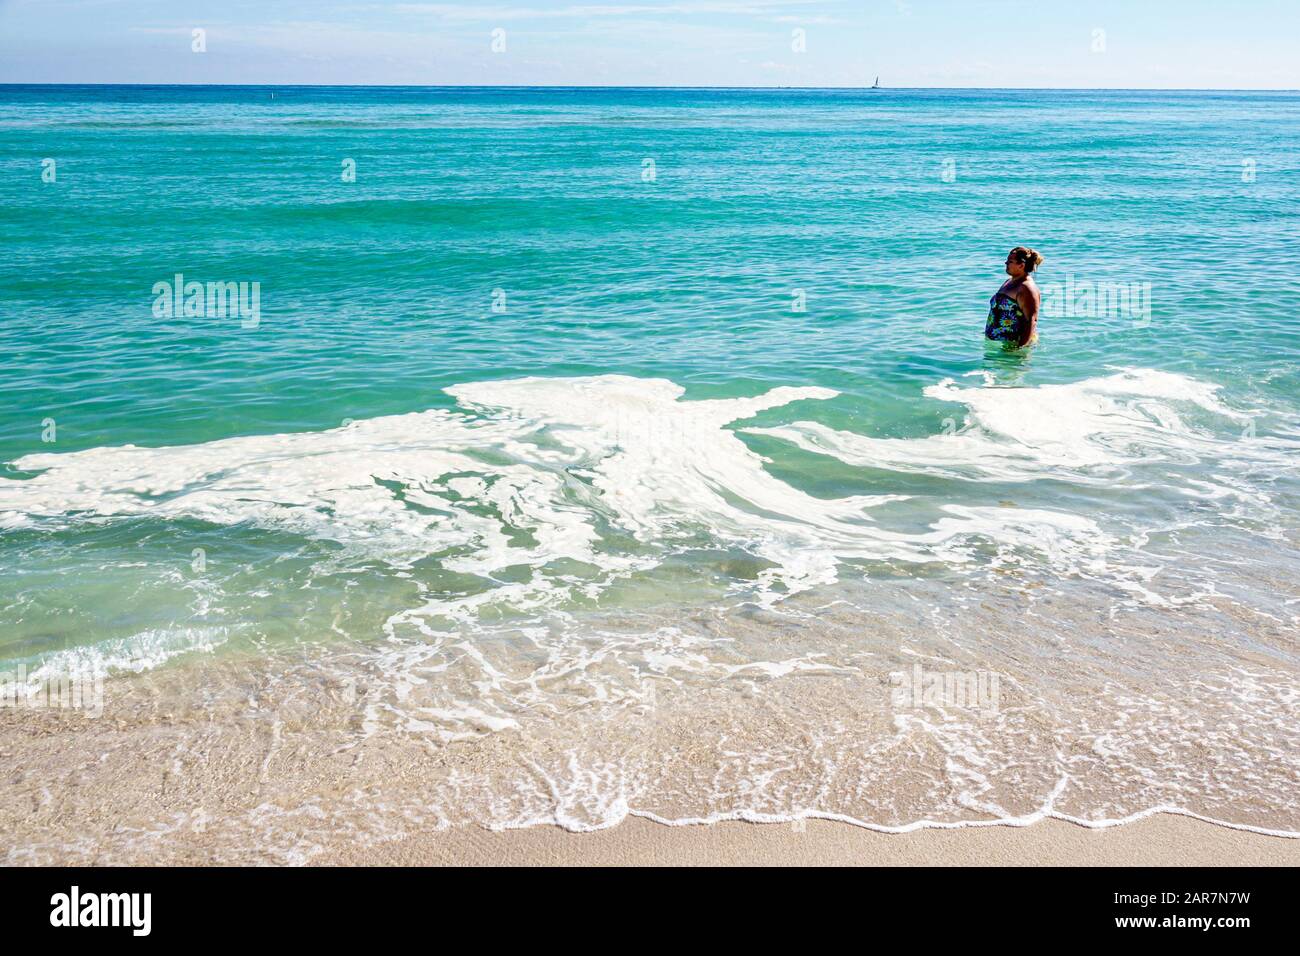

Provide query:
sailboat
left=872, top=76, right=880, bottom=89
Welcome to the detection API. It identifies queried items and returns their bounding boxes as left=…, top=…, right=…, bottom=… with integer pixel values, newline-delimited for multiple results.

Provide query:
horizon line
left=0, top=81, right=1294, bottom=92
left=1, top=82, right=1298, bottom=93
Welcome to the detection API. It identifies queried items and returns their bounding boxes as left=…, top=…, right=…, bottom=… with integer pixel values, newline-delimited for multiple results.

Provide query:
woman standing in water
left=986, top=246, right=1043, bottom=349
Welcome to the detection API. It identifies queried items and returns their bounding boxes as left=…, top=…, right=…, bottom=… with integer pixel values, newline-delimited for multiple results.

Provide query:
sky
left=0, top=0, right=1297, bottom=89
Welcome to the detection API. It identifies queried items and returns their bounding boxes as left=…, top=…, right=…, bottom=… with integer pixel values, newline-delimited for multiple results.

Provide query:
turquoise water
left=1, top=87, right=1299, bottom=834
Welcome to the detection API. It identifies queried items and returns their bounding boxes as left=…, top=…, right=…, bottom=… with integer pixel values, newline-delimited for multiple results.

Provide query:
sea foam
left=1, top=369, right=1284, bottom=629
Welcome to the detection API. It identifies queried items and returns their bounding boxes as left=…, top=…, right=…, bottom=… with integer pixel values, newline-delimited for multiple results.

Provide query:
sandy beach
left=311, top=814, right=1300, bottom=867
left=4, top=637, right=1298, bottom=866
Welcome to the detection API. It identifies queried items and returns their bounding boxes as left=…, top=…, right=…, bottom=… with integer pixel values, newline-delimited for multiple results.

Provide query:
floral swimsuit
left=986, top=289, right=1026, bottom=342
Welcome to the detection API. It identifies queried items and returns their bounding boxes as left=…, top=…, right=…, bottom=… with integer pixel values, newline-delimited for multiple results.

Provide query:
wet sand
left=315, top=814, right=1300, bottom=867
left=3, top=589, right=1297, bottom=866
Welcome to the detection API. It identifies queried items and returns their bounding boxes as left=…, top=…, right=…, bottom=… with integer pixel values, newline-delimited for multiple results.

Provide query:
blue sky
left=1, top=0, right=1296, bottom=88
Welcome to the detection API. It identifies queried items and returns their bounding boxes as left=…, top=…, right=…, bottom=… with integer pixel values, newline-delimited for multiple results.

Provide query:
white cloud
left=394, top=1, right=829, bottom=21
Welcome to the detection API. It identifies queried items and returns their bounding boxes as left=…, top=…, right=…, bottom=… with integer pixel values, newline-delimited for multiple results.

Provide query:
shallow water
left=1, top=86, right=1298, bottom=843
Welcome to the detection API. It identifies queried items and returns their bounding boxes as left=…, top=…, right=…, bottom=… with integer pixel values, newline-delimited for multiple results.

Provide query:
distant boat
left=872, top=76, right=880, bottom=89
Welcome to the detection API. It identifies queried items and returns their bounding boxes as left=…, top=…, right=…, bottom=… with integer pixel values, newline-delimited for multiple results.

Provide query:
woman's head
left=1005, top=246, right=1044, bottom=277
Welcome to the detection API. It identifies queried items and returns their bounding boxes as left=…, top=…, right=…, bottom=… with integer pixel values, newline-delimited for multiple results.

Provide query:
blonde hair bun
left=1009, top=246, right=1044, bottom=272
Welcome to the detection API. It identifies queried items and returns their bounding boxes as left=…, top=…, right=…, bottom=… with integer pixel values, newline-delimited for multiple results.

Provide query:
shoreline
left=4, top=586, right=1298, bottom=865
left=312, top=813, right=1300, bottom=867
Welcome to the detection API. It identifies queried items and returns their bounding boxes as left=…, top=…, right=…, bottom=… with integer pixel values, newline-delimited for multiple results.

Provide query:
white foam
left=5, top=373, right=1296, bottom=849
left=747, top=367, right=1274, bottom=483
left=18, top=626, right=229, bottom=683
left=1, top=370, right=1289, bottom=660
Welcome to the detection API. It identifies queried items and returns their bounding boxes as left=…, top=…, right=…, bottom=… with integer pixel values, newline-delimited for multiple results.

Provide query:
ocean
left=1, top=85, right=1298, bottom=856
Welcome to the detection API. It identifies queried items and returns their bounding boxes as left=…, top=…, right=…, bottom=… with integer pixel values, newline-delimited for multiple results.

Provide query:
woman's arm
left=1015, top=283, right=1040, bottom=347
